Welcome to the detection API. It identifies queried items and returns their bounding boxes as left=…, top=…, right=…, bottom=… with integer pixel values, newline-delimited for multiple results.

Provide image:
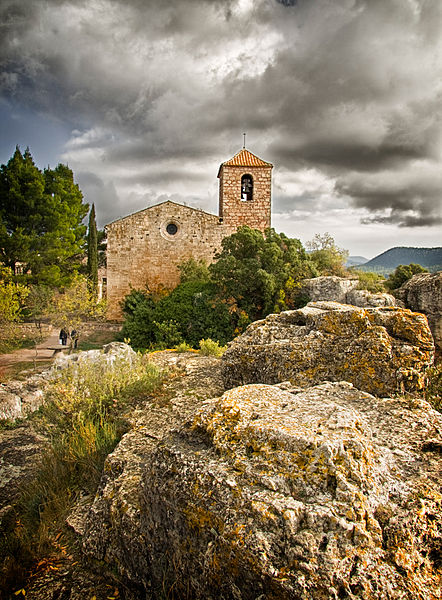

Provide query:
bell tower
left=218, top=148, right=273, bottom=233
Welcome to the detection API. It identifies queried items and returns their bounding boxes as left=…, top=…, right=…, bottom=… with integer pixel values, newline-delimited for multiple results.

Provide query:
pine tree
left=87, top=204, right=98, bottom=296
left=0, top=146, right=89, bottom=286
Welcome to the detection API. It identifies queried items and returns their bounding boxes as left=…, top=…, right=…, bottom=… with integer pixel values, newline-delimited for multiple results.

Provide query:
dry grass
left=0, top=349, right=166, bottom=596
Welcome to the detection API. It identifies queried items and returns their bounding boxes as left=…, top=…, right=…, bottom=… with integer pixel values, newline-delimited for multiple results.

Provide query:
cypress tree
left=87, top=204, right=98, bottom=296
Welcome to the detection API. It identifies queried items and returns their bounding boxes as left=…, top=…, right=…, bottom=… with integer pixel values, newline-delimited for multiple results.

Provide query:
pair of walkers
left=59, top=329, right=79, bottom=348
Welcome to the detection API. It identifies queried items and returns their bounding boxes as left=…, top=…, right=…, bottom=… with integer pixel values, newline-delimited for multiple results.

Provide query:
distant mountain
left=357, top=247, right=442, bottom=275
left=346, top=256, right=368, bottom=267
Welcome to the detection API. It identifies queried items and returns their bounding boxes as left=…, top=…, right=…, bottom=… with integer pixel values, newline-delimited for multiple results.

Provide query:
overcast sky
left=1, top=0, right=441, bottom=259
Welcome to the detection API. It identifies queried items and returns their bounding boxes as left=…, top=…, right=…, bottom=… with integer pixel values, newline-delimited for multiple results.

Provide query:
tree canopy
left=0, top=147, right=89, bottom=287
left=209, top=226, right=317, bottom=322
left=0, top=266, right=30, bottom=352
left=306, top=232, right=349, bottom=277
left=386, top=263, right=429, bottom=290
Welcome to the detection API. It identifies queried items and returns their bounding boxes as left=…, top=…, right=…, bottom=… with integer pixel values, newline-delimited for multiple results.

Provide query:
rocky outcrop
left=82, top=374, right=442, bottom=599
left=0, top=426, right=46, bottom=507
left=0, top=374, right=49, bottom=421
left=397, top=271, right=442, bottom=351
left=298, top=276, right=397, bottom=308
left=53, top=341, right=137, bottom=370
left=222, top=302, right=434, bottom=396
left=346, top=288, right=397, bottom=308
left=299, top=276, right=359, bottom=303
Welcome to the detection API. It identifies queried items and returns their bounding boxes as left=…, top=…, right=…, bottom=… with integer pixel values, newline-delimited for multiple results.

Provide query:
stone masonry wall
left=219, top=165, right=272, bottom=231
left=106, top=201, right=235, bottom=321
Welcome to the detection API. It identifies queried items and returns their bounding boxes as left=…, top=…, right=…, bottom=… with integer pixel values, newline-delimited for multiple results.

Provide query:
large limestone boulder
left=0, top=375, right=48, bottom=421
left=299, top=276, right=358, bottom=303
left=346, top=288, right=397, bottom=308
left=222, top=302, right=434, bottom=396
left=298, top=276, right=398, bottom=309
left=397, top=271, right=442, bottom=351
left=53, top=341, right=136, bottom=370
left=82, top=379, right=442, bottom=599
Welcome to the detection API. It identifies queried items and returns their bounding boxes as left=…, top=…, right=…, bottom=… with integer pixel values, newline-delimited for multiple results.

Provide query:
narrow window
left=241, top=174, right=253, bottom=201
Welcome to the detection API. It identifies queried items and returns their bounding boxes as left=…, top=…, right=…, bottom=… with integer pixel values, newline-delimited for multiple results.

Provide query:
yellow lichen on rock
left=222, top=301, right=434, bottom=396
left=82, top=353, right=441, bottom=600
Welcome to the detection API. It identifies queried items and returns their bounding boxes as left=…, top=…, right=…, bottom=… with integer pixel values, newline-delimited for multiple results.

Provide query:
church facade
left=105, top=148, right=273, bottom=320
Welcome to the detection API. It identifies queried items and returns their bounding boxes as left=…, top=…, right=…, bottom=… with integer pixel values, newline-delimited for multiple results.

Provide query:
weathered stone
left=346, top=288, right=397, bottom=308
left=221, top=302, right=434, bottom=396
left=82, top=378, right=442, bottom=599
left=298, top=276, right=399, bottom=309
left=53, top=341, right=137, bottom=370
left=0, top=426, right=46, bottom=506
left=397, top=271, right=442, bottom=351
left=298, top=276, right=358, bottom=303
left=0, top=375, right=49, bottom=421
left=0, top=389, right=22, bottom=420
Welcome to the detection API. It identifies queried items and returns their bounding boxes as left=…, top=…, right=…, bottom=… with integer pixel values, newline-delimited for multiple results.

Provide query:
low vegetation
left=198, top=338, right=227, bottom=357
left=354, top=270, right=387, bottom=293
left=0, top=349, right=166, bottom=595
left=76, top=328, right=119, bottom=351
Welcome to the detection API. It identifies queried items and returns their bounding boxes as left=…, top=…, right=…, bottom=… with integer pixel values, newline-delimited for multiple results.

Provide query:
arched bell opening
left=241, top=174, right=253, bottom=201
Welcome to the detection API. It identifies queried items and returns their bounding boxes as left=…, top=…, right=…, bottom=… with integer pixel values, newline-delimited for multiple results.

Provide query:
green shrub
left=199, top=338, right=227, bottom=357
left=119, top=289, right=157, bottom=349
left=175, top=341, right=194, bottom=353
left=120, top=282, right=235, bottom=350
left=178, top=257, right=210, bottom=283
left=355, top=270, right=387, bottom=293
left=153, top=319, right=184, bottom=349
left=386, top=263, right=428, bottom=291
left=291, top=293, right=311, bottom=309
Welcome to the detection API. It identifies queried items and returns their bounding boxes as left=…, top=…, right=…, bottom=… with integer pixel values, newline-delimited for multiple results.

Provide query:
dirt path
left=0, top=330, right=67, bottom=369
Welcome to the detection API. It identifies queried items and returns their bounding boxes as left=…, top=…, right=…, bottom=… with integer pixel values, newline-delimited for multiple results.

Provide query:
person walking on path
left=59, top=329, right=68, bottom=346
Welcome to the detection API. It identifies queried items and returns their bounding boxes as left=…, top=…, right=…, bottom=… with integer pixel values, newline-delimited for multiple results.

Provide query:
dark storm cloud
left=0, top=0, right=441, bottom=238
left=337, top=171, right=442, bottom=228
left=215, top=0, right=442, bottom=228
left=75, top=171, right=120, bottom=226
left=115, top=169, right=208, bottom=185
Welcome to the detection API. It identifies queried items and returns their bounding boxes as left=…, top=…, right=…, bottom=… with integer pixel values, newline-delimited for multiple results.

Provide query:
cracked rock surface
left=83, top=359, right=442, bottom=599
left=221, top=302, right=434, bottom=396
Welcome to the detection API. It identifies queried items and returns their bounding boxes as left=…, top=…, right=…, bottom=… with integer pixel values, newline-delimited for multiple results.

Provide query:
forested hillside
left=359, top=247, right=442, bottom=274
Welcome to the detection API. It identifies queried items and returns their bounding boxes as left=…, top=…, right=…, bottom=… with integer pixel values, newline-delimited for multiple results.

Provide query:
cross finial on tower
left=243, top=132, right=246, bottom=148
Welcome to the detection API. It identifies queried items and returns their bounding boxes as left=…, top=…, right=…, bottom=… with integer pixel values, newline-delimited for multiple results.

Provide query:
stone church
left=106, top=148, right=273, bottom=320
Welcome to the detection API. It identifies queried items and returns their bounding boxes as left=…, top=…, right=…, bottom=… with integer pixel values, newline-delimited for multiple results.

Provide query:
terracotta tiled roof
left=220, top=148, right=273, bottom=169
